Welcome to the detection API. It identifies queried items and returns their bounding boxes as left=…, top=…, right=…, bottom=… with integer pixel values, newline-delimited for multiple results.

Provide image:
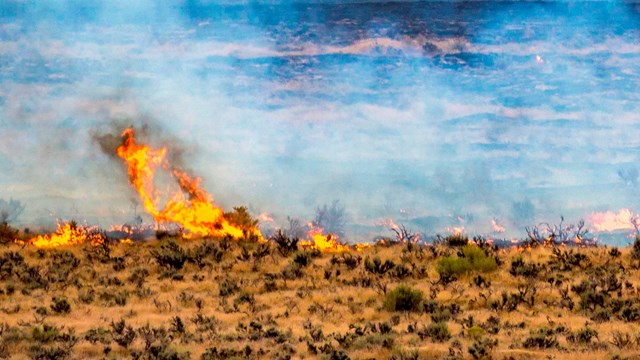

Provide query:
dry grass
left=1, top=237, right=640, bottom=359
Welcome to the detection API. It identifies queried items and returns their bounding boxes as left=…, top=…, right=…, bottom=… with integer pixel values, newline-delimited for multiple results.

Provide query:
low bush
left=418, top=322, right=451, bottom=342
left=437, top=245, right=497, bottom=280
left=383, top=285, right=423, bottom=312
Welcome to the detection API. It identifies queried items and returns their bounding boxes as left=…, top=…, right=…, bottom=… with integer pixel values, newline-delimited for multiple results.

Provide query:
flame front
left=116, top=128, right=262, bottom=240
left=300, top=224, right=349, bottom=252
left=29, top=222, right=103, bottom=248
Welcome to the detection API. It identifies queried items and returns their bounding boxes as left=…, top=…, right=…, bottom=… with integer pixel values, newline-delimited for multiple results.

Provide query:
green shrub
left=384, top=285, right=423, bottom=312
left=461, top=246, right=498, bottom=272
left=467, top=326, right=485, bottom=340
left=418, top=322, right=451, bottom=342
left=437, top=245, right=497, bottom=279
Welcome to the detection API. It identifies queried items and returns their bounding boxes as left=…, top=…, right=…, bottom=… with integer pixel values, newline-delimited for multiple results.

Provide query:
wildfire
left=300, top=224, right=350, bottom=252
left=28, top=222, right=103, bottom=248
left=116, top=128, right=262, bottom=240
left=589, top=208, right=637, bottom=233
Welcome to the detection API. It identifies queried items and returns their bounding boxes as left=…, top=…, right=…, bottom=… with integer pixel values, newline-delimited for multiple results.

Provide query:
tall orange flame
left=116, top=128, right=262, bottom=240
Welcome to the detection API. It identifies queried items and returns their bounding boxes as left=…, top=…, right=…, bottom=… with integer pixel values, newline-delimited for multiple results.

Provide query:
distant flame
left=589, top=208, right=637, bottom=232
left=28, top=222, right=103, bottom=248
left=300, top=223, right=349, bottom=252
left=116, top=128, right=262, bottom=240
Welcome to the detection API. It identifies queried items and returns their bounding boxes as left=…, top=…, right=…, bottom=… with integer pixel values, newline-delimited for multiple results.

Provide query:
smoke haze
left=2, top=1, right=640, bottom=241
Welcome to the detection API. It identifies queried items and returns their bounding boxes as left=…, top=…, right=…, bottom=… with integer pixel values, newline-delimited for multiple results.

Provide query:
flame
left=300, top=224, right=349, bottom=252
left=28, top=222, right=103, bottom=248
left=354, top=243, right=371, bottom=252
left=116, top=128, right=262, bottom=240
left=491, top=219, right=505, bottom=233
left=589, top=208, right=637, bottom=232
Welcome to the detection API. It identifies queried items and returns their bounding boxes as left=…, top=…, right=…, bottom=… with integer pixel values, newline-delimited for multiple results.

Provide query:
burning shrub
left=223, top=206, right=259, bottom=239
left=383, top=285, right=423, bottom=312
left=312, top=200, right=346, bottom=239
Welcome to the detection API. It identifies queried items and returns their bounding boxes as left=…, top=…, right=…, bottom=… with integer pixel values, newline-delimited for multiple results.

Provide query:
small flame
left=116, top=128, right=262, bottom=240
left=299, top=223, right=349, bottom=252
left=27, top=222, right=103, bottom=248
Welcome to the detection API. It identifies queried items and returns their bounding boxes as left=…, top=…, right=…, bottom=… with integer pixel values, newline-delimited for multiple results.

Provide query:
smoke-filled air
left=2, top=1, right=640, bottom=244
left=7, top=3, right=640, bottom=360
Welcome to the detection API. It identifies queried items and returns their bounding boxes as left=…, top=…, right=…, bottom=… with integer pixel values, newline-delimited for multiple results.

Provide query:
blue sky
left=1, top=1, right=640, bottom=239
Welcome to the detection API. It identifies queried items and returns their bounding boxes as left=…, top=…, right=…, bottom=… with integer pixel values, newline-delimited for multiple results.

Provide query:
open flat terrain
left=2, top=232, right=640, bottom=359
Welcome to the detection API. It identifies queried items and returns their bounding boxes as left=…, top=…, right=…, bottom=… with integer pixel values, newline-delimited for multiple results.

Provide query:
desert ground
left=1, top=221, right=640, bottom=360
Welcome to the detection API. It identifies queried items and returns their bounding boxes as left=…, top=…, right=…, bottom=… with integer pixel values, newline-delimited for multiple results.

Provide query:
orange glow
left=589, top=208, right=636, bottom=232
left=116, top=128, right=262, bottom=240
left=354, top=243, right=372, bottom=252
left=300, top=224, right=350, bottom=252
left=28, top=222, right=103, bottom=248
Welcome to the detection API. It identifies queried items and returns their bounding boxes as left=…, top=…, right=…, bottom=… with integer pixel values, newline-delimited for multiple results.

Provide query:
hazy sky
left=1, top=1, right=640, bottom=239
